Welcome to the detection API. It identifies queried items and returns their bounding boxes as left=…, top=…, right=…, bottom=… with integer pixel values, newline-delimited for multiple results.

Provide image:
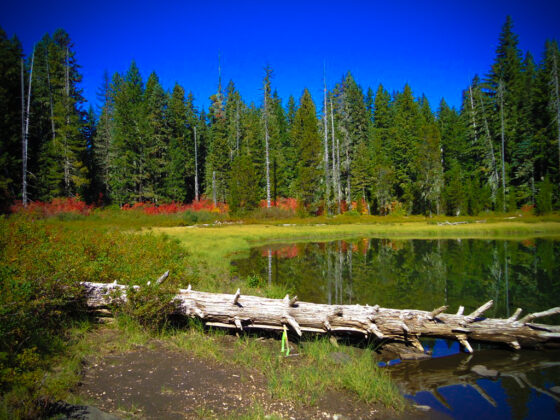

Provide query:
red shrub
left=11, top=197, right=93, bottom=217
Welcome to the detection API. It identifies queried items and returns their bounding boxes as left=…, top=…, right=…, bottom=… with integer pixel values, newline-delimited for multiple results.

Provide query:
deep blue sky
left=2, top=0, right=560, bottom=113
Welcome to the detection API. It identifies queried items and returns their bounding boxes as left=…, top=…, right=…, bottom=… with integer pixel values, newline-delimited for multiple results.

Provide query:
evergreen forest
left=1, top=16, right=559, bottom=216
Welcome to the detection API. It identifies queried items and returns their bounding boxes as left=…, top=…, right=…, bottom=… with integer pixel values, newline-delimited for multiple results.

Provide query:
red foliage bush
left=11, top=197, right=93, bottom=217
left=122, top=198, right=228, bottom=214
left=259, top=197, right=298, bottom=211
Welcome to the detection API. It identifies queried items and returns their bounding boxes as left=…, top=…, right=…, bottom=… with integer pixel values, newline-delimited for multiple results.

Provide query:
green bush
left=0, top=214, right=192, bottom=416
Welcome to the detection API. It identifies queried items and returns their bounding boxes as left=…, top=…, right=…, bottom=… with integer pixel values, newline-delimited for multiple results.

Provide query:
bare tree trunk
left=23, top=48, right=35, bottom=207
left=236, top=103, right=240, bottom=154
left=345, top=141, right=351, bottom=209
left=264, top=83, right=271, bottom=208
left=20, top=58, right=25, bottom=202
left=323, top=67, right=330, bottom=213
left=330, top=99, right=340, bottom=213
left=478, top=91, right=499, bottom=202
left=45, top=48, right=55, bottom=141
left=64, top=47, right=71, bottom=196
left=194, top=126, right=199, bottom=202
left=468, top=85, right=478, bottom=143
left=212, top=170, right=216, bottom=206
left=551, top=52, right=560, bottom=185
left=498, top=80, right=507, bottom=212
left=336, top=137, right=342, bottom=212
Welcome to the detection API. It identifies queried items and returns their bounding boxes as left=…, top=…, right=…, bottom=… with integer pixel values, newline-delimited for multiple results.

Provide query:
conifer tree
left=32, top=30, right=88, bottom=200
left=0, top=28, right=24, bottom=209
left=94, top=71, right=115, bottom=203
left=111, top=62, right=145, bottom=204
left=144, top=72, right=168, bottom=202
left=292, top=89, right=322, bottom=212
left=166, top=83, right=189, bottom=202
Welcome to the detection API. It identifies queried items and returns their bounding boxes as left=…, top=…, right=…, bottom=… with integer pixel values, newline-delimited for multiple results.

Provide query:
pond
left=233, top=238, right=560, bottom=419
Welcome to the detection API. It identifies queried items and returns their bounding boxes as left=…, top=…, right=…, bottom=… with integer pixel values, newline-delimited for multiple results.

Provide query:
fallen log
left=81, top=279, right=560, bottom=352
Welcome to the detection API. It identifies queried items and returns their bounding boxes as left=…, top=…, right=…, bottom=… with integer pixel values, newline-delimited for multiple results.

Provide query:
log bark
left=81, top=280, right=560, bottom=352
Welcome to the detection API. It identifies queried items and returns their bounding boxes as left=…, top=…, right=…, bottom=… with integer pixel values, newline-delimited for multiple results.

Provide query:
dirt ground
left=73, top=328, right=440, bottom=420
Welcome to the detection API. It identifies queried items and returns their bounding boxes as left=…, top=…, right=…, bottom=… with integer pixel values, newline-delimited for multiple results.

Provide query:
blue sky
left=2, top=0, right=560, bottom=112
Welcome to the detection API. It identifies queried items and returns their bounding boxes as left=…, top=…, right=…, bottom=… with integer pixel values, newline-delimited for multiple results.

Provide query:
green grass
left=169, top=328, right=404, bottom=410
left=154, top=217, right=560, bottom=286
left=2, top=209, right=560, bottom=417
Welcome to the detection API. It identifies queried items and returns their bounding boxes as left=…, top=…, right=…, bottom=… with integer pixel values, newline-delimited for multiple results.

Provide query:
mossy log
left=81, top=279, right=560, bottom=353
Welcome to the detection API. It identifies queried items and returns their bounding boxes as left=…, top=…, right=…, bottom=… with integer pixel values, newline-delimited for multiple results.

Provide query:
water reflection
left=389, top=347, right=560, bottom=420
left=238, top=238, right=560, bottom=321
left=234, top=238, right=560, bottom=418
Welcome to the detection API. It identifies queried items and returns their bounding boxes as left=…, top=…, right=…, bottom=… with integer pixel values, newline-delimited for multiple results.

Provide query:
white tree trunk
left=468, top=85, right=477, bottom=143
left=194, top=126, right=199, bottom=202
left=478, top=91, right=499, bottom=200
left=264, top=81, right=271, bottom=208
left=323, top=70, right=330, bottom=212
left=212, top=170, right=216, bottom=206
left=551, top=52, right=560, bottom=185
left=498, top=80, right=507, bottom=212
left=23, top=48, right=35, bottom=207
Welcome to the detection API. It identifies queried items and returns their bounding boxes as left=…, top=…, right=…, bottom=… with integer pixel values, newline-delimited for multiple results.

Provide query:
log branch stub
left=429, top=305, right=448, bottom=320
left=457, top=334, right=473, bottom=353
left=233, top=289, right=241, bottom=306
left=234, top=316, right=243, bottom=331
left=456, top=305, right=465, bottom=315
left=508, top=340, right=521, bottom=350
left=519, top=307, right=560, bottom=324
left=283, top=315, right=302, bottom=336
left=468, top=300, right=493, bottom=321
left=156, top=271, right=169, bottom=285
left=507, top=308, right=522, bottom=322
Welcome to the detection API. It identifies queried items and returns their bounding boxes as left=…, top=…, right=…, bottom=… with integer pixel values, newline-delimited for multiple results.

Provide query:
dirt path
left=73, top=329, right=437, bottom=419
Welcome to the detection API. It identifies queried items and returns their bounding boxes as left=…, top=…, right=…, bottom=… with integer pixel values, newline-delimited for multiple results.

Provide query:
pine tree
left=292, top=89, right=322, bottom=212
left=0, top=28, right=24, bottom=210
left=166, top=83, right=189, bottom=202
left=94, top=71, right=115, bottom=203
left=228, top=153, right=259, bottom=213
left=32, top=30, right=88, bottom=200
left=486, top=16, right=525, bottom=210
left=206, top=74, right=230, bottom=204
left=111, top=62, right=145, bottom=204
left=144, top=72, right=168, bottom=202
left=391, top=84, right=422, bottom=211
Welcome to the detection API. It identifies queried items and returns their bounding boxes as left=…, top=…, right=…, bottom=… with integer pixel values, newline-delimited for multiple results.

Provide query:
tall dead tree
left=22, top=48, right=35, bottom=207
left=63, top=47, right=71, bottom=195
left=498, top=80, right=507, bottom=212
left=45, top=48, right=55, bottom=141
left=477, top=90, right=499, bottom=201
left=323, top=66, right=330, bottom=212
left=330, top=98, right=341, bottom=213
left=194, top=126, right=199, bottom=201
left=468, top=85, right=478, bottom=143
left=551, top=50, right=560, bottom=183
left=263, top=68, right=272, bottom=208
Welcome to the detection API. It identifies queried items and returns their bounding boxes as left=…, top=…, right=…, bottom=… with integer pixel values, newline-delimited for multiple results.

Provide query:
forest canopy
left=1, top=16, right=559, bottom=216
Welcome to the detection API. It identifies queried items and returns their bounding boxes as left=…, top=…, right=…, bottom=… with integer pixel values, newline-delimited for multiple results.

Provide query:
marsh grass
left=168, top=327, right=404, bottom=410
left=2, top=210, right=559, bottom=417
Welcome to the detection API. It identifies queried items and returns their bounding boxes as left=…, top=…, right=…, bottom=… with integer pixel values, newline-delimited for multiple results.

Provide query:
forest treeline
left=1, top=16, right=559, bottom=215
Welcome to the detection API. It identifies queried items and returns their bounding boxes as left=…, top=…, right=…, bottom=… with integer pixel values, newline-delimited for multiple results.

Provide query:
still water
left=234, top=238, right=560, bottom=419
